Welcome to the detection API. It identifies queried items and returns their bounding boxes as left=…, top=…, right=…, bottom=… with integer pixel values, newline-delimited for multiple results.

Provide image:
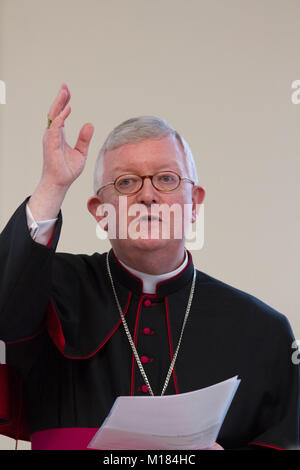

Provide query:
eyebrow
left=111, top=166, right=182, bottom=175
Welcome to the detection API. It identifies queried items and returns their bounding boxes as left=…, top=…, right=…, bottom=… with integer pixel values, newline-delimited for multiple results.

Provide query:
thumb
left=74, top=123, right=94, bottom=156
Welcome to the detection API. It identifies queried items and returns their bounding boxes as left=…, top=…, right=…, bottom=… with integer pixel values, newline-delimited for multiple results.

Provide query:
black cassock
left=0, top=198, right=299, bottom=450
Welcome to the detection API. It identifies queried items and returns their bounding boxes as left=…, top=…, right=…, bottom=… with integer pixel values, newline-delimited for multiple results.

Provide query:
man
left=0, top=84, right=299, bottom=450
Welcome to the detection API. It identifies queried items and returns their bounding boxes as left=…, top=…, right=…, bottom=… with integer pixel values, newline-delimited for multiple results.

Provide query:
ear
left=87, top=195, right=108, bottom=231
left=191, top=186, right=205, bottom=223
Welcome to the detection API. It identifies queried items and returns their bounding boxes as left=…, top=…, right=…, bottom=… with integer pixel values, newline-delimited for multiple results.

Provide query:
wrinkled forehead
left=102, top=135, right=188, bottom=178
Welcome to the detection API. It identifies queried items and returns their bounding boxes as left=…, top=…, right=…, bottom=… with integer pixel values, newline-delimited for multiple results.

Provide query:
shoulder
left=54, top=250, right=106, bottom=271
left=195, top=269, right=292, bottom=335
left=52, top=251, right=108, bottom=287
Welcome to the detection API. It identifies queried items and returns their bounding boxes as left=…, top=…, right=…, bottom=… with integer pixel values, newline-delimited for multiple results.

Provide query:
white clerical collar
left=118, top=250, right=188, bottom=294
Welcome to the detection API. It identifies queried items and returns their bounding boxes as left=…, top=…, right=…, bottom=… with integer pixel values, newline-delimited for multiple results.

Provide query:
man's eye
left=117, top=176, right=140, bottom=189
left=119, top=178, right=133, bottom=186
left=159, top=174, right=175, bottom=182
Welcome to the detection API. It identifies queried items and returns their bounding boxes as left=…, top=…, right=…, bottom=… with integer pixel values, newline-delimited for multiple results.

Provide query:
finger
left=50, top=104, right=72, bottom=129
left=202, top=442, right=223, bottom=450
left=74, top=123, right=94, bottom=156
left=47, top=88, right=69, bottom=122
left=211, top=443, right=224, bottom=450
left=47, top=84, right=71, bottom=121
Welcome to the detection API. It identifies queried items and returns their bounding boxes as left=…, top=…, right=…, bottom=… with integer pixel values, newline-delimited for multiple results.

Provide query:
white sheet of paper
left=88, top=376, right=240, bottom=450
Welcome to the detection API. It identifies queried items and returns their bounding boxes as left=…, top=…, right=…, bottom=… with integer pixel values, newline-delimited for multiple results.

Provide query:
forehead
left=103, top=135, right=187, bottom=176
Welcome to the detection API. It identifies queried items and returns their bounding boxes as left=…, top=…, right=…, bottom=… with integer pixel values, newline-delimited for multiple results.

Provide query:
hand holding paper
left=88, top=376, right=240, bottom=450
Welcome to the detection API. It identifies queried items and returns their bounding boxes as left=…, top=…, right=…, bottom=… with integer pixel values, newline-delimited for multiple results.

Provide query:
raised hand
left=42, top=83, right=94, bottom=189
left=28, top=84, right=94, bottom=224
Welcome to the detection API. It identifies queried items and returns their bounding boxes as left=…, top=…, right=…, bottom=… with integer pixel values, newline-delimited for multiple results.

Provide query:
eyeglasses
left=96, top=171, right=194, bottom=196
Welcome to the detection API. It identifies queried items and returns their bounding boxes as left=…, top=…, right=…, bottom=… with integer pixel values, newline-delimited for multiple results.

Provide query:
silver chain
left=106, top=252, right=196, bottom=396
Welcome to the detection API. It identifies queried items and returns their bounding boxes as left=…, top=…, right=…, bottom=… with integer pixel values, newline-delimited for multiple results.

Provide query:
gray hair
left=93, top=115, right=198, bottom=194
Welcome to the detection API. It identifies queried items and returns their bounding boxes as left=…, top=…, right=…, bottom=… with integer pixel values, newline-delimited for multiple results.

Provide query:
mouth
left=139, top=215, right=162, bottom=222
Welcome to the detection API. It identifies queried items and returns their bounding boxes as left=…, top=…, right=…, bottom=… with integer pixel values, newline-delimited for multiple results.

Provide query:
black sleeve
left=247, top=315, right=300, bottom=450
left=0, top=197, right=62, bottom=342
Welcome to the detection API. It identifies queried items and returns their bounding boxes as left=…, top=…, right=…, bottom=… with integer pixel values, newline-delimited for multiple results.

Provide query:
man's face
left=89, top=134, right=205, bottom=256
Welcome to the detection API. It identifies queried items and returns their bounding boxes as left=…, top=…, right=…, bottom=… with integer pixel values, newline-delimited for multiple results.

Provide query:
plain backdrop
left=0, top=0, right=299, bottom=450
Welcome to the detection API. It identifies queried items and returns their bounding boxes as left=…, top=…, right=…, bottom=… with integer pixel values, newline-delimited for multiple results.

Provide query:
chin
left=112, top=236, right=177, bottom=254
left=132, top=235, right=185, bottom=253
left=130, top=237, right=171, bottom=252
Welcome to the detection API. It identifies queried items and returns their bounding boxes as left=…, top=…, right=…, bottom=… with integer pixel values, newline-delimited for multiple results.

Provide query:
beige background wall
left=0, top=0, right=299, bottom=450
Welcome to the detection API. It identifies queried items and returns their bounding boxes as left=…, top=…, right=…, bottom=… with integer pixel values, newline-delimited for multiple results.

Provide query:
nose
left=135, top=176, right=160, bottom=206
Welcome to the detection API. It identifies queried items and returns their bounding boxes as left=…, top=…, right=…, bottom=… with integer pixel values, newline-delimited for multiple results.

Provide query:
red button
left=141, top=356, right=154, bottom=364
left=142, top=328, right=155, bottom=335
left=144, top=299, right=152, bottom=307
left=141, top=385, right=149, bottom=393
